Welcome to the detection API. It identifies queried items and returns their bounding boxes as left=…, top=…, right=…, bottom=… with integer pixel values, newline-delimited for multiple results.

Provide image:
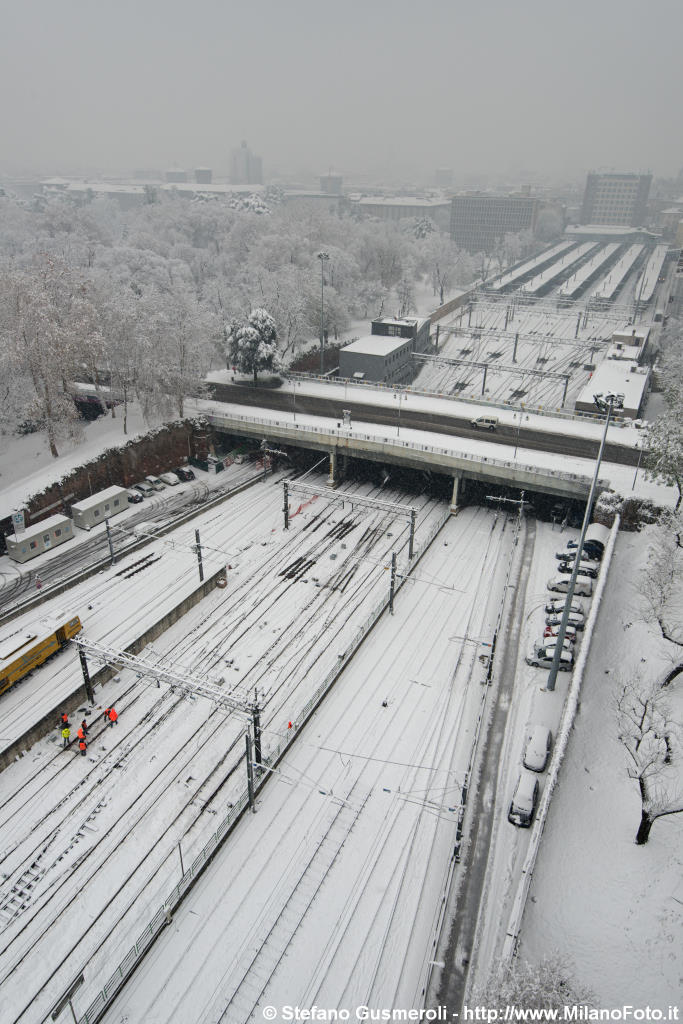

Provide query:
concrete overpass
left=207, top=409, right=608, bottom=508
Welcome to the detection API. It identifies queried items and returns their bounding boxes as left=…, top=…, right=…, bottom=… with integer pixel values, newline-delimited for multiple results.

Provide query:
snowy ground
left=518, top=529, right=682, bottom=1010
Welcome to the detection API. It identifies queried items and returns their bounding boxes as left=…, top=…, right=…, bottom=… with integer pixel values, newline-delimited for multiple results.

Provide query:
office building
left=230, top=141, right=263, bottom=185
left=450, top=193, right=539, bottom=252
left=580, top=173, right=651, bottom=227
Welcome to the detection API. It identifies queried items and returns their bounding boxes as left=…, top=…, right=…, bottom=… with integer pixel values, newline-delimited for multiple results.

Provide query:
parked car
left=547, top=575, right=593, bottom=597
left=545, top=598, right=585, bottom=616
left=127, top=489, right=144, bottom=504
left=523, top=726, right=553, bottom=772
left=133, top=480, right=155, bottom=497
left=557, top=560, right=599, bottom=580
left=145, top=475, right=165, bottom=491
left=526, top=645, right=573, bottom=671
left=544, top=623, right=577, bottom=641
left=555, top=548, right=600, bottom=562
left=531, top=637, right=573, bottom=656
left=159, top=471, right=181, bottom=486
left=470, top=415, right=498, bottom=431
left=174, top=466, right=196, bottom=481
left=508, top=771, right=540, bottom=827
left=545, top=611, right=584, bottom=631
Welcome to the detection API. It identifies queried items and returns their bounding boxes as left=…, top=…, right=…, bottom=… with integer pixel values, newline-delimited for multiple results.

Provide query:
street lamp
left=292, top=379, right=300, bottom=422
left=631, top=439, right=644, bottom=490
left=393, top=389, right=406, bottom=437
left=317, top=251, right=330, bottom=374
left=513, top=409, right=523, bottom=460
left=546, top=391, right=623, bottom=692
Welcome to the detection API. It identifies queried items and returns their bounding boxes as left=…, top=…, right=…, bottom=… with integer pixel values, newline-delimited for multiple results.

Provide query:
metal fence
left=76, top=508, right=450, bottom=1023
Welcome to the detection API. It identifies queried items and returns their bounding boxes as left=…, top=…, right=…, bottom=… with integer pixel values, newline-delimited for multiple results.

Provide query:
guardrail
left=500, top=515, right=621, bottom=962
left=207, top=409, right=608, bottom=495
left=282, top=372, right=633, bottom=428
left=75, top=508, right=450, bottom=1023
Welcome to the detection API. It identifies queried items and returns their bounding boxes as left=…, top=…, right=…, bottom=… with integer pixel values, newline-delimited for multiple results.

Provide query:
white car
left=145, top=475, right=166, bottom=491
left=544, top=623, right=577, bottom=641
left=159, top=472, right=181, bottom=486
left=526, top=645, right=573, bottom=671
left=545, top=598, right=585, bottom=616
left=547, top=575, right=593, bottom=597
left=523, top=726, right=553, bottom=772
left=545, top=611, right=584, bottom=631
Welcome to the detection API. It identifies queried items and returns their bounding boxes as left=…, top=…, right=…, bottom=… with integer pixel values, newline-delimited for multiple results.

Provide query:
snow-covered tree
left=477, top=953, right=592, bottom=1010
left=640, top=511, right=683, bottom=649
left=225, top=308, right=278, bottom=384
left=643, top=407, right=683, bottom=511
left=614, top=676, right=682, bottom=844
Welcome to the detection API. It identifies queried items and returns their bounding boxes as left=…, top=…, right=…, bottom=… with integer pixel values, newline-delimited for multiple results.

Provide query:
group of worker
left=59, top=704, right=119, bottom=756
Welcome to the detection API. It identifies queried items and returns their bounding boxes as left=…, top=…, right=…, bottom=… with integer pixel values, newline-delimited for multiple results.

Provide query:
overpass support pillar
left=450, top=472, right=462, bottom=515
left=327, top=449, right=338, bottom=488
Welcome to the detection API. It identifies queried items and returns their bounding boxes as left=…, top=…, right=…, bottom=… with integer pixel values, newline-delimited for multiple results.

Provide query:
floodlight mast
left=546, top=392, right=622, bottom=691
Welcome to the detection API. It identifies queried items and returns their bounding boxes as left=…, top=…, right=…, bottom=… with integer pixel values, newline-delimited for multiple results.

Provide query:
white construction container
left=71, top=485, right=129, bottom=531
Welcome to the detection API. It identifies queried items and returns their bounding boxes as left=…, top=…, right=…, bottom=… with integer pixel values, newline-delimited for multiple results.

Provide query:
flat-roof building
left=371, top=316, right=431, bottom=353
left=574, top=360, right=650, bottom=420
left=338, top=336, right=413, bottom=385
left=580, top=173, right=651, bottom=227
left=450, top=193, right=539, bottom=252
left=349, top=196, right=451, bottom=231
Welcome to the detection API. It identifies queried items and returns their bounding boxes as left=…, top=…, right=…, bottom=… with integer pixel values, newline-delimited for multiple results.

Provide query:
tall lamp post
left=393, top=389, right=406, bottom=437
left=546, top=391, right=623, bottom=691
left=318, top=251, right=330, bottom=374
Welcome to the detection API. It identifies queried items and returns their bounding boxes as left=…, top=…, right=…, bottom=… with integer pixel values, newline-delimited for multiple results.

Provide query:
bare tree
left=614, top=676, right=682, bottom=844
left=640, top=511, right=683, bottom=650
left=476, top=953, right=592, bottom=1010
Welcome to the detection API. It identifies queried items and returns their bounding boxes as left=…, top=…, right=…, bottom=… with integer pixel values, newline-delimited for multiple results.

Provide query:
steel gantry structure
left=73, top=636, right=264, bottom=811
left=413, top=352, right=572, bottom=404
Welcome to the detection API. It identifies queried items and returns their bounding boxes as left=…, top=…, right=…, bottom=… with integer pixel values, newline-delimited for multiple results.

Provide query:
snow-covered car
left=159, top=472, right=181, bottom=486
left=531, top=637, right=573, bottom=657
left=555, top=548, right=600, bottom=562
left=508, top=771, right=539, bottom=827
left=545, top=598, right=585, bottom=616
left=547, top=575, right=593, bottom=597
left=174, top=466, right=196, bottom=481
left=526, top=645, right=573, bottom=671
left=544, top=623, right=577, bottom=641
left=127, top=489, right=144, bottom=504
left=557, top=560, right=599, bottom=580
left=545, top=611, right=584, bottom=631
left=145, top=475, right=165, bottom=491
left=523, top=726, right=553, bottom=772
left=133, top=480, right=155, bottom=496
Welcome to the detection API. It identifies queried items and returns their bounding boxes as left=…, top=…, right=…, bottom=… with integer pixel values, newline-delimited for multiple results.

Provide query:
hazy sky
left=1, top=0, right=681, bottom=183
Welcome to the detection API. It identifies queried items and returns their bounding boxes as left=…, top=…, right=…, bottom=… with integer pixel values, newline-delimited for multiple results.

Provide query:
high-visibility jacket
left=79, top=740, right=87, bottom=752
left=62, top=727, right=71, bottom=741
left=77, top=728, right=85, bottom=740
left=61, top=714, right=69, bottom=725
left=108, top=708, right=118, bottom=723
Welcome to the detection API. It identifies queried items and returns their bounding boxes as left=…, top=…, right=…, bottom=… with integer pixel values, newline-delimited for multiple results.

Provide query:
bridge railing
left=206, top=409, right=608, bottom=493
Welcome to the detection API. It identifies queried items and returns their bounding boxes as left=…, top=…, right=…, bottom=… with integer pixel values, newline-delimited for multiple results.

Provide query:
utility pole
left=318, top=251, right=330, bottom=374
left=246, top=731, right=256, bottom=812
left=408, top=508, right=416, bottom=560
left=105, top=519, right=116, bottom=565
left=252, top=692, right=262, bottom=776
left=389, top=551, right=397, bottom=613
left=195, top=529, right=204, bottom=583
left=283, top=481, right=289, bottom=530
left=78, top=648, right=95, bottom=705
left=546, top=393, right=622, bottom=691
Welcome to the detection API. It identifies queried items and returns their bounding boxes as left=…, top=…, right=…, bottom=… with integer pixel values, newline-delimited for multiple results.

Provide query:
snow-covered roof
left=575, top=360, right=649, bottom=411
left=341, top=335, right=410, bottom=356
left=71, top=485, right=128, bottom=512
left=9, top=513, right=71, bottom=539
left=353, top=196, right=450, bottom=208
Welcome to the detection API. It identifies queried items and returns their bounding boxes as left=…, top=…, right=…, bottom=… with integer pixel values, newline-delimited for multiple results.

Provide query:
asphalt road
left=209, top=382, right=641, bottom=467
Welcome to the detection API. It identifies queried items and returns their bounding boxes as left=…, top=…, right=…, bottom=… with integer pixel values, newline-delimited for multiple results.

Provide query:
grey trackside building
left=5, top=514, right=74, bottom=563
left=338, top=336, right=413, bottom=384
left=70, top=485, right=129, bottom=531
left=371, top=316, right=431, bottom=353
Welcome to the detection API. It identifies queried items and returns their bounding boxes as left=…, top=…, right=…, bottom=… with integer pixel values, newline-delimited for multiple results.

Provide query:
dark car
left=127, top=489, right=144, bottom=504
left=174, top=466, right=196, bottom=481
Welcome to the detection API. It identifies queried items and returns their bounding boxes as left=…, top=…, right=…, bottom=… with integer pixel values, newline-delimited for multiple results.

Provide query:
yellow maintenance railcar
left=0, top=615, right=83, bottom=696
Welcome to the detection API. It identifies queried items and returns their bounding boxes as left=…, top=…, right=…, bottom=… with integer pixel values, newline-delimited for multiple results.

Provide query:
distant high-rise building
left=165, top=169, right=188, bottom=183
left=435, top=168, right=454, bottom=188
left=450, top=193, right=539, bottom=252
left=230, top=141, right=263, bottom=185
left=194, top=167, right=212, bottom=184
left=580, top=172, right=651, bottom=227
left=320, top=172, right=343, bottom=194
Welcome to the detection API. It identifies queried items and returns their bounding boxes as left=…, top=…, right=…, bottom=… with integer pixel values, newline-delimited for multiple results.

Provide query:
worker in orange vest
left=103, top=707, right=110, bottom=722
left=108, top=707, right=118, bottom=727
left=60, top=711, right=69, bottom=727
left=76, top=725, right=86, bottom=742
left=81, top=718, right=89, bottom=735
left=79, top=738, right=87, bottom=757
